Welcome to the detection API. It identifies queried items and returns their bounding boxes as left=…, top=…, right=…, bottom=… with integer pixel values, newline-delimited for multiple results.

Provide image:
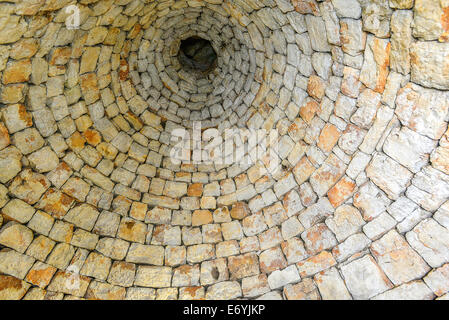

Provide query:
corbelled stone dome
left=0, top=0, right=448, bottom=300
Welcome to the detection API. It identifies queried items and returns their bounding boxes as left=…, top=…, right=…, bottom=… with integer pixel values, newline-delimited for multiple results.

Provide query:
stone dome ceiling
left=0, top=0, right=448, bottom=300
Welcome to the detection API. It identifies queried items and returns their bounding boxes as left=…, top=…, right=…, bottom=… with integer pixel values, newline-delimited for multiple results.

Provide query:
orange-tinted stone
left=307, top=75, right=326, bottom=101
left=292, top=0, right=320, bottom=15
left=230, top=202, right=250, bottom=220
left=83, top=129, right=101, bottom=146
left=188, top=183, right=203, bottom=197
left=228, top=253, right=260, bottom=279
left=293, top=156, right=316, bottom=185
left=318, top=124, right=341, bottom=153
left=67, top=132, right=86, bottom=152
left=327, top=176, right=356, bottom=208
left=37, top=188, right=75, bottom=219
left=25, top=263, right=57, bottom=288
left=130, top=202, right=147, bottom=221
left=299, top=98, right=320, bottom=124
left=49, top=47, right=72, bottom=65
left=3, top=60, right=31, bottom=84
left=0, top=123, right=10, bottom=150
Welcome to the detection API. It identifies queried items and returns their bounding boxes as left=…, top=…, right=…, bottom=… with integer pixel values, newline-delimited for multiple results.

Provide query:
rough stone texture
left=395, top=83, right=449, bottom=140
left=359, top=35, right=390, bottom=93
left=371, top=230, right=430, bottom=285
left=314, top=267, right=352, bottom=300
left=424, top=264, right=449, bottom=297
left=406, top=219, right=449, bottom=268
left=0, top=0, right=446, bottom=301
left=413, top=0, right=449, bottom=42
left=410, top=42, right=449, bottom=90
left=390, top=10, right=413, bottom=75
left=340, top=255, right=393, bottom=299
left=366, top=153, right=412, bottom=200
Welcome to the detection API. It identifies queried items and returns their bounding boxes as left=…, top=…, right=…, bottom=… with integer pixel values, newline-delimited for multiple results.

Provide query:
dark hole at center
left=178, top=37, right=218, bottom=74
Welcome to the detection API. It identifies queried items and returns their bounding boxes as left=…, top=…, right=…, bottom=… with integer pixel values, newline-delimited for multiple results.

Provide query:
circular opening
left=178, top=37, right=218, bottom=74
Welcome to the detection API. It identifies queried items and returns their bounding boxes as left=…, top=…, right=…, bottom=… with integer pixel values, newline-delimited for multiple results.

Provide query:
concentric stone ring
left=0, top=0, right=448, bottom=300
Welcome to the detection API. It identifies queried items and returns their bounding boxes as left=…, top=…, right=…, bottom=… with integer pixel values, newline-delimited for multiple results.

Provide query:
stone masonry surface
left=0, top=0, right=448, bottom=300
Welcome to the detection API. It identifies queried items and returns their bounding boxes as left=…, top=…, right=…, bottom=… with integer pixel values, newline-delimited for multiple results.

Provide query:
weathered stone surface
left=86, top=281, right=126, bottom=300
left=331, top=0, right=361, bottom=19
left=64, top=204, right=99, bottom=231
left=366, top=153, right=413, bottom=200
left=406, top=219, right=449, bottom=268
left=126, top=243, right=164, bottom=266
left=297, top=251, right=336, bottom=277
left=47, top=270, right=91, bottom=297
left=310, top=154, right=346, bottom=197
left=2, top=59, right=31, bottom=84
left=46, top=243, right=75, bottom=269
left=125, top=287, right=156, bottom=300
left=281, top=237, right=309, bottom=264
left=283, top=278, right=321, bottom=300
left=314, top=267, right=352, bottom=300
left=340, top=19, right=366, bottom=56
left=326, top=205, right=365, bottom=242
left=0, top=275, right=31, bottom=300
left=389, top=0, right=414, bottom=9
left=407, top=166, right=449, bottom=212
left=372, top=281, right=435, bottom=300
left=0, top=15, right=27, bottom=44
left=395, top=83, right=449, bottom=140
left=108, top=261, right=136, bottom=287
left=260, top=246, right=287, bottom=274
left=363, top=212, right=397, bottom=240
left=333, top=233, right=371, bottom=262
left=25, top=261, right=57, bottom=289
left=242, top=274, right=270, bottom=298
left=80, top=252, right=111, bottom=280
left=413, top=0, right=449, bottom=41
left=0, top=0, right=446, bottom=301
left=2, top=198, right=35, bottom=224
left=12, top=128, right=44, bottom=155
left=410, top=42, right=449, bottom=90
left=0, top=146, right=21, bottom=184
left=200, top=258, right=229, bottom=285
left=359, top=35, right=390, bottom=93
left=28, top=146, right=59, bottom=173
left=37, top=189, right=74, bottom=219
left=267, top=265, right=301, bottom=289
left=431, top=129, right=449, bottom=175
left=0, top=123, right=10, bottom=151
left=327, top=176, right=356, bottom=208
left=371, top=230, right=430, bottom=285
left=172, top=265, right=200, bottom=287
left=359, top=0, right=392, bottom=38
left=301, top=224, right=337, bottom=255
left=2, top=104, right=32, bottom=134
left=305, top=15, right=331, bottom=52
left=434, top=201, right=449, bottom=229
left=0, top=222, right=33, bottom=253
left=117, top=218, right=148, bottom=244
left=340, top=255, right=393, bottom=299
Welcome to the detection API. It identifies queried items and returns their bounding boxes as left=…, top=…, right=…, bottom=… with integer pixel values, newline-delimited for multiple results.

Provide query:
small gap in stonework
left=178, top=37, right=218, bottom=75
